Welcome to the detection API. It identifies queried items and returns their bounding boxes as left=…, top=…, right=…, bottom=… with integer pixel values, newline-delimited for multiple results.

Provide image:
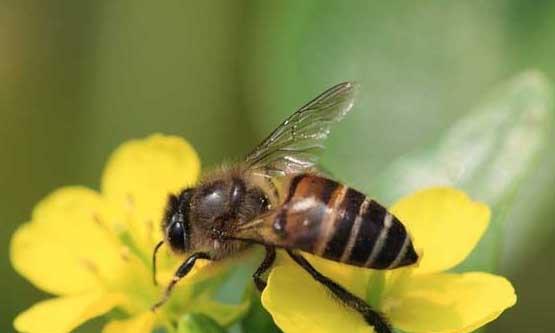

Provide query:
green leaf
left=184, top=266, right=251, bottom=328
left=241, top=286, right=282, bottom=333
left=193, top=296, right=250, bottom=328
left=373, top=71, right=553, bottom=271
left=177, top=313, right=226, bottom=333
left=246, top=1, right=510, bottom=188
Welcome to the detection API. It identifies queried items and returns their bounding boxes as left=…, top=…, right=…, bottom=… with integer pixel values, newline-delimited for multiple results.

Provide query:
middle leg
left=253, top=246, right=276, bottom=291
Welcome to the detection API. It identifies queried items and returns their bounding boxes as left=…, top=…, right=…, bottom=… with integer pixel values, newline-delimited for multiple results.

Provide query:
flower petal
left=102, top=312, right=155, bottom=333
left=391, top=187, right=490, bottom=274
left=14, top=292, right=124, bottom=333
left=262, top=254, right=374, bottom=333
left=10, top=187, right=124, bottom=295
left=382, top=272, right=516, bottom=333
left=101, top=134, right=200, bottom=247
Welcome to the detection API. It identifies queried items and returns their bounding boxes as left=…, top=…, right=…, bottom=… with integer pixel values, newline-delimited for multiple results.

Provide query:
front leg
left=151, top=252, right=211, bottom=311
left=253, top=246, right=276, bottom=291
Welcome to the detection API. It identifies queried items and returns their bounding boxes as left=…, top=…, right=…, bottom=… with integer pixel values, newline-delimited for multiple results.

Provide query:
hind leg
left=287, top=250, right=391, bottom=333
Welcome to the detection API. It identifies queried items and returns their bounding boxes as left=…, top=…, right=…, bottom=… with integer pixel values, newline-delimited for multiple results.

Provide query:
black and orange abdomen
left=271, top=174, right=418, bottom=269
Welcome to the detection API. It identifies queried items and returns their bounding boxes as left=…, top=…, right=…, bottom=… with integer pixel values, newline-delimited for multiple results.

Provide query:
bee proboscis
left=152, top=82, right=418, bottom=333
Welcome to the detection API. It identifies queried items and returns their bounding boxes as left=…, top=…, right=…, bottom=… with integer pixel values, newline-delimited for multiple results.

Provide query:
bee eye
left=167, top=221, right=187, bottom=252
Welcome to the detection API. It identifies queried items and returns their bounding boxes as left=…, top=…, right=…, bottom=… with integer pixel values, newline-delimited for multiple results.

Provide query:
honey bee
left=152, top=82, right=418, bottom=333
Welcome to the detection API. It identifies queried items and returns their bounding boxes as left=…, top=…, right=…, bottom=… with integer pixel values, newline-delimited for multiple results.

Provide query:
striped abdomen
left=272, top=174, right=418, bottom=269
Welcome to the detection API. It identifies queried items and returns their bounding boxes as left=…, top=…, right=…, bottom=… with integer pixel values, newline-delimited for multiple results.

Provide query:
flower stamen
left=120, top=246, right=131, bottom=262
left=125, top=193, right=135, bottom=210
left=80, top=258, right=110, bottom=287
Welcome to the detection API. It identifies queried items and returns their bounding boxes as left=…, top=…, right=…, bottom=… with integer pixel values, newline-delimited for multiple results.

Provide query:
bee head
left=163, top=188, right=194, bottom=253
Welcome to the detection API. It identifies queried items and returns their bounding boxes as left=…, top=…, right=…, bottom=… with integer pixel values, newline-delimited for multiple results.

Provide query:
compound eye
left=167, top=221, right=186, bottom=252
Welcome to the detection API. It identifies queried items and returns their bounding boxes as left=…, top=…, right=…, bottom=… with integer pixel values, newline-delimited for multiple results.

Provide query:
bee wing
left=245, top=82, right=358, bottom=176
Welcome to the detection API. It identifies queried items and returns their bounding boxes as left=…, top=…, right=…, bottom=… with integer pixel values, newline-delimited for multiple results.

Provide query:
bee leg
left=286, top=250, right=391, bottom=333
left=151, top=252, right=211, bottom=311
left=252, top=246, right=276, bottom=291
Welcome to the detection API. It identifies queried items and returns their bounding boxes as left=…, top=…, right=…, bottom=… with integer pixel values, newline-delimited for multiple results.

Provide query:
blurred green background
left=1, top=1, right=554, bottom=332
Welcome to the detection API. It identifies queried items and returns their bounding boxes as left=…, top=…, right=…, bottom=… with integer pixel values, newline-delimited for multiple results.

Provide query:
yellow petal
left=14, top=292, right=124, bottom=333
left=102, top=312, right=155, bottom=333
left=117, top=257, right=216, bottom=315
left=10, top=187, right=124, bottom=295
left=262, top=254, right=374, bottom=333
left=391, top=187, right=490, bottom=274
left=382, top=272, right=516, bottom=333
left=101, top=134, right=200, bottom=248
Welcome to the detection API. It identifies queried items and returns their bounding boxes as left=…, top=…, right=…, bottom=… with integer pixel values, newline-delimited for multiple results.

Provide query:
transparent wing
left=245, top=81, right=358, bottom=176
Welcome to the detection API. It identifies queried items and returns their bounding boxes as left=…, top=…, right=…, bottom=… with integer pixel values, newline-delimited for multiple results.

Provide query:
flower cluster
left=10, top=135, right=247, bottom=333
left=11, top=135, right=516, bottom=333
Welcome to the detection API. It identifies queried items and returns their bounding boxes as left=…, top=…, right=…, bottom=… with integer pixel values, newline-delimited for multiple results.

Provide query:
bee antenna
left=152, top=240, right=165, bottom=286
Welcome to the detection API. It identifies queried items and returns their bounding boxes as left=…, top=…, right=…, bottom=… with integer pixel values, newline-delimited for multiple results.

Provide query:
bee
left=152, top=82, right=418, bottom=333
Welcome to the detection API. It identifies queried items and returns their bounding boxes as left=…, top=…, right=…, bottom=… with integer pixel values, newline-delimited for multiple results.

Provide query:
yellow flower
left=261, top=188, right=517, bottom=333
left=10, top=134, right=247, bottom=333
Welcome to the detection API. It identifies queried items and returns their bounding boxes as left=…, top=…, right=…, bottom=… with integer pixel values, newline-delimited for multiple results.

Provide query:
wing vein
left=244, top=82, right=358, bottom=176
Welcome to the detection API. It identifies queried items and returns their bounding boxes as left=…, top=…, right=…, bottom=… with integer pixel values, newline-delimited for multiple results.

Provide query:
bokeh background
left=2, top=1, right=554, bottom=332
